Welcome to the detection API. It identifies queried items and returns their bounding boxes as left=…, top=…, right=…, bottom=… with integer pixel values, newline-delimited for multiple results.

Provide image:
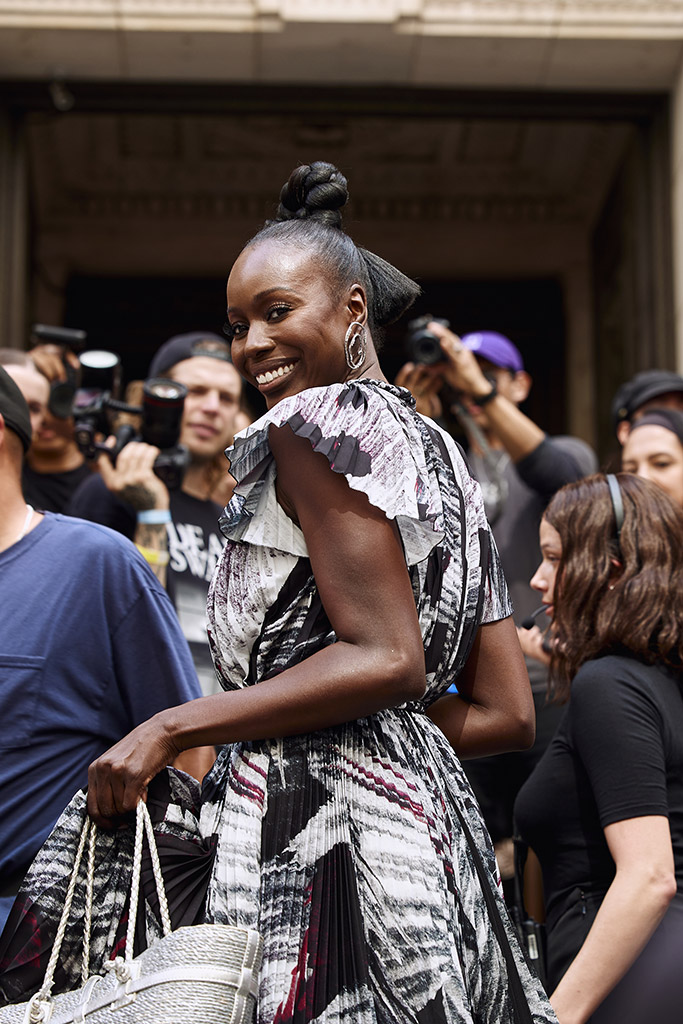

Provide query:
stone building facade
left=2, top=1, right=683, bottom=453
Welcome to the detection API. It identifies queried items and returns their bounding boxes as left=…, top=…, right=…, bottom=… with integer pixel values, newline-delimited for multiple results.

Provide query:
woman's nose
left=243, top=322, right=275, bottom=356
left=530, top=568, right=545, bottom=592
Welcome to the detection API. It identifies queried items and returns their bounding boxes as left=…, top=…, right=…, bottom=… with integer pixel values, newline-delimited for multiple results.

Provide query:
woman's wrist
left=151, top=708, right=185, bottom=760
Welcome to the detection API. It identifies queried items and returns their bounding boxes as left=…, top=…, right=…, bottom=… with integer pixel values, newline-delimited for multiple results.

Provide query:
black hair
left=241, top=162, right=421, bottom=341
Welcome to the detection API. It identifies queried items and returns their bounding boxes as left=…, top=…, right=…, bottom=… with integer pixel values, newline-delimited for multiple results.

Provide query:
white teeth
left=255, top=363, right=295, bottom=385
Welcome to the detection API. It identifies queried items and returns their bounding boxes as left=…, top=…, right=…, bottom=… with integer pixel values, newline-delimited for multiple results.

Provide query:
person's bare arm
left=549, top=816, right=676, bottom=1024
left=88, top=424, right=427, bottom=825
left=426, top=617, right=535, bottom=758
left=428, top=323, right=545, bottom=463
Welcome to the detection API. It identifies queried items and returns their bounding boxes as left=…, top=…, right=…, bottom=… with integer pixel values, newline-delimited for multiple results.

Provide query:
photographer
left=397, top=324, right=596, bottom=881
left=0, top=347, right=91, bottom=513
left=67, top=332, right=245, bottom=697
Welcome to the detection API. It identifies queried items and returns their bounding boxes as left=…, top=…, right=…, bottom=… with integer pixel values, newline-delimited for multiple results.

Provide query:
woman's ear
left=347, top=284, right=368, bottom=326
left=608, top=557, right=623, bottom=589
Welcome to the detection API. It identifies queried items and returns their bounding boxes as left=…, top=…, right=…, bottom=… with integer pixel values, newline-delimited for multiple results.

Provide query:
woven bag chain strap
left=123, top=801, right=172, bottom=962
left=81, top=824, right=97, bottom=983
left=32, top=816, right=96, bottom=1010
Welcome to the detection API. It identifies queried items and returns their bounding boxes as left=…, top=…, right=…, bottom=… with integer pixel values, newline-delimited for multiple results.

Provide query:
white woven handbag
left=0, top=802, right=262, bottom=1024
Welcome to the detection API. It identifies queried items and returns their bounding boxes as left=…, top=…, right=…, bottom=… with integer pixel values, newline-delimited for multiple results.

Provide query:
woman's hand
left=516, top=625, right=552, bottom=667
left=394, top=362, right=444, bottom=419
left=87, top=713, right=180, bottom=828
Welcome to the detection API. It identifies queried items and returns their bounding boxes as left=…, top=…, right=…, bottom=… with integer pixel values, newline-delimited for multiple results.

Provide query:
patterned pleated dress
left=0, top=380, right=556, bottom=1024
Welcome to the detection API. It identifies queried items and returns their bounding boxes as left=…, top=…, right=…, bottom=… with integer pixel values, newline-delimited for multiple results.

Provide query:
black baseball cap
left=147, top=332, right=231, bottom=379
left=0, top=365, right=32, bottom=452
left=611, top=369, right=683, bottom=432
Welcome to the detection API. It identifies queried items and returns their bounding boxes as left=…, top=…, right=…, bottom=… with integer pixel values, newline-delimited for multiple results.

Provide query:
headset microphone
left=521, top=605, right=549, bottom=630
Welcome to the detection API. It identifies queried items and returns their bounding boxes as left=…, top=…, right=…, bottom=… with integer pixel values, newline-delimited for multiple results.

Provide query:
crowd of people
left=0, top=160, right=682, bottom=1024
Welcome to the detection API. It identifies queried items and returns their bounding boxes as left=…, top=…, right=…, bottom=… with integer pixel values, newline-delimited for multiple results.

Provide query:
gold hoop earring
left=344, top=321, right=366, bottom=371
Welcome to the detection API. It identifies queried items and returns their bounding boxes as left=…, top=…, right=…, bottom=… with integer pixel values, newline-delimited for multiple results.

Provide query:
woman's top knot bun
left=275, top=162, right=349, bottom=229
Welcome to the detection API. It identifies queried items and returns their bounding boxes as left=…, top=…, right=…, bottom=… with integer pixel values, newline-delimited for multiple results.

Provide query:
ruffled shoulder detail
left=219, top=380, right=446, bottom=565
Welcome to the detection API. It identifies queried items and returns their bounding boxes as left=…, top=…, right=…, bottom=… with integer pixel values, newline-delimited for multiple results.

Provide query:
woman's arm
left=426, top=616, right=536, bottom=758
left=88, top=424, right=426, bottom=825
left=549, top=815, right=676, bottom=1024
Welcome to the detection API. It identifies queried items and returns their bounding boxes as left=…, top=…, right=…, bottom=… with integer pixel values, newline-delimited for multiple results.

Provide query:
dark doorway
left=65, top=273, right=566, bottom=432
left=383, top=277, right=566, bottom=437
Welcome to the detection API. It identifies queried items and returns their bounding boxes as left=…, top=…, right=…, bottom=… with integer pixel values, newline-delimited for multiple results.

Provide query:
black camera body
left=405, top=316, right=451, bottom=366
left=73, top=377, right=190, bottom=492
left=32, top=324, right=190, bottom=491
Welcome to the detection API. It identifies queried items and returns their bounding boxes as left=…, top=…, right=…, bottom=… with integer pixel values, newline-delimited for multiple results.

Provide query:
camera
left=32, top=324, right=190, bottom=490
left=405, top=316, right=451, bottom=366
left=73, top=376, right=190, bottom=492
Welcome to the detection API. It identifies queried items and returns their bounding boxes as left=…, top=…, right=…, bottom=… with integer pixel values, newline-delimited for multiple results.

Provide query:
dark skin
left=87, top=239, right=534, bottom=826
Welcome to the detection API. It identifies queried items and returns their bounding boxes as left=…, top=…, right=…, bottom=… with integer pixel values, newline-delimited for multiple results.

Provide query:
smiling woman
left=2, top=163, right=556, bottom=1024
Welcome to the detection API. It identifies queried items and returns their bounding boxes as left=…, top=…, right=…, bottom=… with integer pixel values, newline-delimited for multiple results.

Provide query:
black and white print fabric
left=0, top=381, right=556, bottom=1024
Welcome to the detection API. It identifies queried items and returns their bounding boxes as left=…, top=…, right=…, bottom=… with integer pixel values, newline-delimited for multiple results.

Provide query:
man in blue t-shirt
left=0, top=368, right=213, bottom=932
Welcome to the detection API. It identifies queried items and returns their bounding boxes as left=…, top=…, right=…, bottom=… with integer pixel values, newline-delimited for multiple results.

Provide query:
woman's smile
left=253, top=361, right=297, bottom=388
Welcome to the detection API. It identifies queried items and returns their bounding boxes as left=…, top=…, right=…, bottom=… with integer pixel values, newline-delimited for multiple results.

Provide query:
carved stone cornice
left=49, top=188, right=579, bottom=224
left=2, top=0, right=683, bottom=34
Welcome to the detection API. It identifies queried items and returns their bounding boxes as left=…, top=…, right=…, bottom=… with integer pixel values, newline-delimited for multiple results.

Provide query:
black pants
left=548, top=891, right=683, bottom=1024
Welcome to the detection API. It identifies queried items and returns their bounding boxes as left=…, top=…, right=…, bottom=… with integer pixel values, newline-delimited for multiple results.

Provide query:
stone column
left=672, top=58, right=683, bottom=374
left=0, top=109, right=28, bottom=350
left=563, top=258, right=597, bottom=451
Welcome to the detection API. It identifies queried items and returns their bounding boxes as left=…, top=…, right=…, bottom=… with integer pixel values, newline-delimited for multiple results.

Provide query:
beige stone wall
left=2, top=1, right=683, bottom=89
left=1, top=0, right=681, bottom=428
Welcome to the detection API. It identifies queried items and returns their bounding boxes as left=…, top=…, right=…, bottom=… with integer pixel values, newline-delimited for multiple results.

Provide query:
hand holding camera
left=96, top=435, right=171, bottom=513
left=394, top=362, right=444, bottom=419
left=419, top=321, right=496, bottom=403
left=400, top=316, right=496, bottom=413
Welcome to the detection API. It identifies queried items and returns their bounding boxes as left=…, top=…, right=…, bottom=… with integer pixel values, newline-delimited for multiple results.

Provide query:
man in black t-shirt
left=67, top=332, right=246, bottom=696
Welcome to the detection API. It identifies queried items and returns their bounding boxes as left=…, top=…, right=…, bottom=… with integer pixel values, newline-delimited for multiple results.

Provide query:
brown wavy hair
left=544, top=472, right=683, bottom=701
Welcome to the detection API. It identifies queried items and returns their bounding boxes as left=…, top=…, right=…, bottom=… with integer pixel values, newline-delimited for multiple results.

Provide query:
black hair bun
left=275, top=162, right=348, bottom=228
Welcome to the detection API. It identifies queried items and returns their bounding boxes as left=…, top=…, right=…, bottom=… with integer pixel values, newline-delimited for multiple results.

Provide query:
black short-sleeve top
left=514, top=654, right=683, bottom=930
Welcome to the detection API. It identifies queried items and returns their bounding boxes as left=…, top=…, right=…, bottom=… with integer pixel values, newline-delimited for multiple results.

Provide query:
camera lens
left=412, top=332, right=443, bottom=366
left=79, top=350, right=119, bottom=371
left=145, top=380, right=186, bottom=401
left=142, top=377, right=188, bottom=450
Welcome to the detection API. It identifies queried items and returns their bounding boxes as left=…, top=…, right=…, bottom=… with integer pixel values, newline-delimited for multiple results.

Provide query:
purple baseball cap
left=461, top=331, right=524, bottom=373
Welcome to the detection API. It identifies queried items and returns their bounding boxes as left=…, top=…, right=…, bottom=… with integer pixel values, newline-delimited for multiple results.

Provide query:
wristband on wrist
left=476, top=381, right=498, bottom=406
left=137, top=508, right=172, bottom=524
left=136, top=544, right=170, bottom=566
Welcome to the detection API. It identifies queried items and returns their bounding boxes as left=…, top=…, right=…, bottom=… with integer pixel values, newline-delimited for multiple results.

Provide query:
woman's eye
left=227, top=321, right=247, bottom=340
left=267, top=304, right=291, bottom=321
